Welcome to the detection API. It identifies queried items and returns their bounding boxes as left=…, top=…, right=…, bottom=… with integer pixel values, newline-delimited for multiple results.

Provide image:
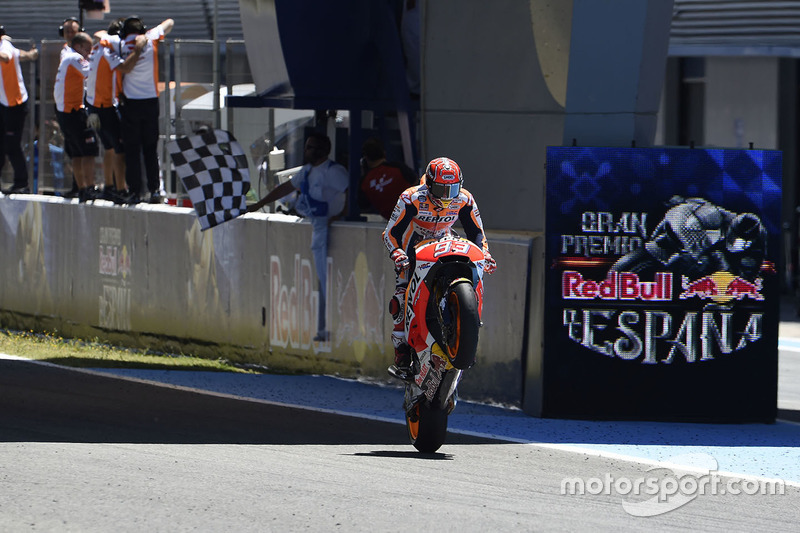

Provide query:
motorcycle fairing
left=405, top=238, right=485, bottom=354
left=401, top=235, right=483, bottom=418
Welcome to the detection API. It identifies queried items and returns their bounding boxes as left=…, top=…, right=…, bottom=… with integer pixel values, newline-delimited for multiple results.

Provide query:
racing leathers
left=610, top=196, right=767, bottom=281
left=382, top=182, right=493, bottom=359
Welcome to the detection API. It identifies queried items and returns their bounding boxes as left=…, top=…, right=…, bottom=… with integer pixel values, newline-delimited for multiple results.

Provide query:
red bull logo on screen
left=680, top=271, right=764, bottom=303
left=562, top=271, right=673, bottom=301
left=559, top=269, right=765, bottom=364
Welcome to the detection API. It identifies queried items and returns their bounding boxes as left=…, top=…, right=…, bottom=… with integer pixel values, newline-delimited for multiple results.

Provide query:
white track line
left=5, top=352, right=800, bottom=487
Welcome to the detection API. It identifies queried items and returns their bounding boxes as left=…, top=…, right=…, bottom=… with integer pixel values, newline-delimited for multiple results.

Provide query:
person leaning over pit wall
left=0, top=27, right=38, bottom=195
left=247, top=131, right=350, bottom=343
left=359, top=136, right=417, bottom=220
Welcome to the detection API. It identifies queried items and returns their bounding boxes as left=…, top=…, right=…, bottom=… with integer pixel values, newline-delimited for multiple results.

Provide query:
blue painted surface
left=91, top=367, right=800, bottom=485
left=779, top=338, right=800, bottom=351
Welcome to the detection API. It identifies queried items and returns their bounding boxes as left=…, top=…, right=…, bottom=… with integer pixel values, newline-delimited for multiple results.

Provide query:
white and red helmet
left=425, top=157, right=462, bottom=208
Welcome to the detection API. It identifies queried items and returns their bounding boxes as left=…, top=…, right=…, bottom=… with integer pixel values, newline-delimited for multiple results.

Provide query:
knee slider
left=389, top=286, right=406, bottom=321
left=389, top=295, right=402, bottom=320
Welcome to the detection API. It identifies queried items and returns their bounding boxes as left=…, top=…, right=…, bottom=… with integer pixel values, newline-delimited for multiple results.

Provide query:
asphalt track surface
left=1, top=352, right=799, bottom=532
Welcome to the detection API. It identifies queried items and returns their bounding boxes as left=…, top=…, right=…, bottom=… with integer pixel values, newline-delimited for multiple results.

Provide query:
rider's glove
left=483, top=250, right=497, bottom=274
left=391, top=248, right=410, bottom=273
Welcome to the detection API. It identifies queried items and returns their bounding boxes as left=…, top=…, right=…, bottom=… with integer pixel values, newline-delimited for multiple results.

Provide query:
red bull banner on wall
left=543, top=146, right=781, bottom=422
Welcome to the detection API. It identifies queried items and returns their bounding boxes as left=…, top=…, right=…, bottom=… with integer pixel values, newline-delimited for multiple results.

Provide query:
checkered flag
left=167, top=129, right=251, bottom=231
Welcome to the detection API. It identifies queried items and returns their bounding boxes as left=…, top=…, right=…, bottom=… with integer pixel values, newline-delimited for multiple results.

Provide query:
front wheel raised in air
left=443, top=282, right=480, bottom=369
left=406, top=402, right=448, bottom=453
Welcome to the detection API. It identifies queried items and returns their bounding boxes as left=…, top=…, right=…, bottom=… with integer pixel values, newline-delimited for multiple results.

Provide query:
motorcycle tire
left=444, top=282, right=480, bottom=369
left=406, top=402, right=449, bottom=453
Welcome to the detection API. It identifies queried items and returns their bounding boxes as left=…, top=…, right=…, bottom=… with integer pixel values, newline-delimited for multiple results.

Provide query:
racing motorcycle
left=391, top=236, right=488, bottom=453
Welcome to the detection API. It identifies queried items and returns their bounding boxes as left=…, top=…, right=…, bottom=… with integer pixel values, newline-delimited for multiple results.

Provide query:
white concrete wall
left=704, top=56, right=779, bottom=150
left=421, top=0, right=569, bottom=234
left=421, top=0, right=673, bottom=235
left=0, top=196, right=535, bottom=404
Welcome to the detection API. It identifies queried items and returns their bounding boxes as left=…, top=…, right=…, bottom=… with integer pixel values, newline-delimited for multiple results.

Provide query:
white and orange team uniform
left=383, top=181, right=490, bottom=260
left=60, top=43, right=72, bottom=61
left=54, top=47, right=90, bottom=112
left=86, top=39, right=123, bottom=108
left=0, top=39, right=28, bottom=107
left=120, top=25, right=166, bottom=99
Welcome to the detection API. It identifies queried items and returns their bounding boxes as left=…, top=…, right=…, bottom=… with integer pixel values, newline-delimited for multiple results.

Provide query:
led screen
left=543, top=146, right=781, bottom=422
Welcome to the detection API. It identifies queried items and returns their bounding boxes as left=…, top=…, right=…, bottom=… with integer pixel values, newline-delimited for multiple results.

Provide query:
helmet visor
left=428, top=180, right=461, bottom=200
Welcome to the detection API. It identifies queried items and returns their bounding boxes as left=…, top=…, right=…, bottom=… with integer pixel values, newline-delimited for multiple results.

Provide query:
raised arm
left=19, top=45, right=38, bottom=62
left=159, top=19, right=175, bottom=35
left=116, top=34, right=146, bottom=75
left=247, top=180, right=298, bottom=212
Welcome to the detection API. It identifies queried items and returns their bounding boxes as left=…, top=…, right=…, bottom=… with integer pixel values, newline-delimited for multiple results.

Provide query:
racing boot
left=388, top=341, right=413, bottom=382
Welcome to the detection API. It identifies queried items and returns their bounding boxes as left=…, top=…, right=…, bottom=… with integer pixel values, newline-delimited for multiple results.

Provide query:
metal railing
left=1, top=38, right=252, bottom=200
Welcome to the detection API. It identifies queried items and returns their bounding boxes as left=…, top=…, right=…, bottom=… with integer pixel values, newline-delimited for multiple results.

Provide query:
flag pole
left=212, top=0, right=221, bottom=129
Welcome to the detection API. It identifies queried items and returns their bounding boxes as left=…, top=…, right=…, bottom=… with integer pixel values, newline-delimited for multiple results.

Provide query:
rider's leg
left=390, top=285, right=409, bottom=365
left=390, top=269, right=411, bottom=368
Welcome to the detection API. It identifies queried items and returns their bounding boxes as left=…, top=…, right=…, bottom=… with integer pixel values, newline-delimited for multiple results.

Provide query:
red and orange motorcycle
left=393, top=236, right=489, bottom=452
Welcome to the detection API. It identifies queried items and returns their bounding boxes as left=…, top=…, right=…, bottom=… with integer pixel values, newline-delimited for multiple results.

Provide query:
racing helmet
left=425, top=157, right=463, bottom=208
left=726, top=212, right=764, bottom=253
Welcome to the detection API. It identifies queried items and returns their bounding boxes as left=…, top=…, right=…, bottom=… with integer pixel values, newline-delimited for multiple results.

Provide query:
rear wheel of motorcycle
left=406, top=403, right=448, bottom=453
left=445, top=282, right=480, bottom=369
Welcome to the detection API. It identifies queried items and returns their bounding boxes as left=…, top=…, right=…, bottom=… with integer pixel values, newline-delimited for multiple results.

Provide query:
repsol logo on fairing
left=417, top=214, right=457, bottom=223
left=408, top=272, right=422, bottom=299
left=405, top=272, right=422, bottom=325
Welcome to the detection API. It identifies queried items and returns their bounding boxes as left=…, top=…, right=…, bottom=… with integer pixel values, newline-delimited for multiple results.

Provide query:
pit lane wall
left=0, top=196, right=536, bottom=404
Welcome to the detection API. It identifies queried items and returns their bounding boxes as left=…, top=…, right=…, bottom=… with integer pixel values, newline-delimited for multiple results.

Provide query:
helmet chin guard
left=425, top=157, right=463, bottom=207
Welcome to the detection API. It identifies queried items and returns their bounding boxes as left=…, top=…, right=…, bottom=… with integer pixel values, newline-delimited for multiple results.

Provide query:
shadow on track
left=0, top=359, right=500, bottom=446
left=348, top=450, right=455, bottom=460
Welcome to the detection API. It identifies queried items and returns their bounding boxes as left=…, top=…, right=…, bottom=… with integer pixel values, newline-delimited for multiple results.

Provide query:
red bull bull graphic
left=680, top=271, right=764, bottom=303
left=542, top=146, right=780, bottom=422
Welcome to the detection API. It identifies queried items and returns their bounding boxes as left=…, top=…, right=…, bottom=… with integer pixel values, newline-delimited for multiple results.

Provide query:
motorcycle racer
left=610, top=196, right=767, bottom=281
left=382, top=156, right=496, bottom=378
